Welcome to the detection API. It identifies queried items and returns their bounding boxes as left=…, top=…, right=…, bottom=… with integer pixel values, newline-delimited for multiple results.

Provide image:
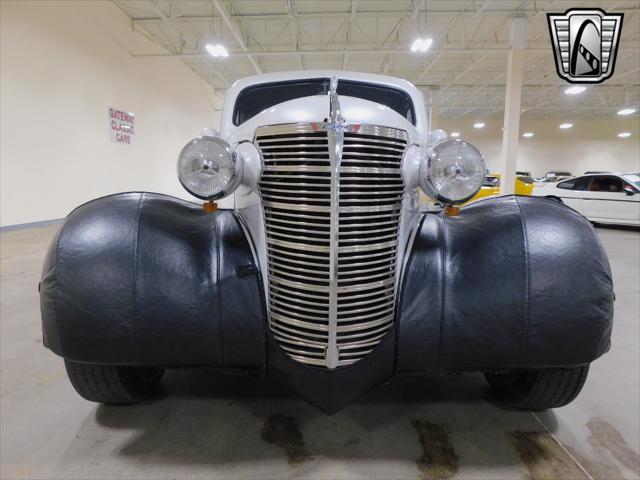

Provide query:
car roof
left=579, top=172, right=628, bottom=177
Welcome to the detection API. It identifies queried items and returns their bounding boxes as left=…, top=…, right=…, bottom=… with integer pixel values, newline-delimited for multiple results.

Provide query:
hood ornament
left=310, top=77, right=361, bottom=133
left=328, top=76, right=343, bottom=124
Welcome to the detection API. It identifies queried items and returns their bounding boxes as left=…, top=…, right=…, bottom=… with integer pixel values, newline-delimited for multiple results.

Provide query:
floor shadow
left=85, top=369, right=558, bottom=470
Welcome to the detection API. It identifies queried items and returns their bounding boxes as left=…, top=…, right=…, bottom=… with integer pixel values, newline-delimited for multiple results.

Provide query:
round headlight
left=177, top=136, right=240, bottom=200
left=420, top=139, right=485, bottom=205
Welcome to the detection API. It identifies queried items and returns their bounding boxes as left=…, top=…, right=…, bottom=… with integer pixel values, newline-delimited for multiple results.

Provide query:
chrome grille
left=256, top=123, right=407, bottom=368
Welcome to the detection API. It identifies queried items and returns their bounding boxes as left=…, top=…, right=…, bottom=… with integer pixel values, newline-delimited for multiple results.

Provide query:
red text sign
left=108, top=107, right=135, bottom=145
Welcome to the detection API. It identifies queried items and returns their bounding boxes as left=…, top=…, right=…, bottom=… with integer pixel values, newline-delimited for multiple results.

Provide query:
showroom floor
left=1, top=224, right=638, bottom=480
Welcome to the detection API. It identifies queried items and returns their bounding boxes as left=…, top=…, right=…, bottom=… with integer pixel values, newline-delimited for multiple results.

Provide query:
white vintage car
left=533, top=172, right=640, bottom=226
left=40, top=71, right=615, bottom=414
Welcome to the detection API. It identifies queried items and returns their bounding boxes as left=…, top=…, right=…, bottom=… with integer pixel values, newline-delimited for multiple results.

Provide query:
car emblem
left=547, top=8, right=623, bottom=84
left=310, top=121, right=361, bottom=133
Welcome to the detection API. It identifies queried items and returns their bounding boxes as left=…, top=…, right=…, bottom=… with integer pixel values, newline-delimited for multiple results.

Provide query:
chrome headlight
left=177, top=136, right=241, bottom=200
left=420, top=139, right=485, bottom=205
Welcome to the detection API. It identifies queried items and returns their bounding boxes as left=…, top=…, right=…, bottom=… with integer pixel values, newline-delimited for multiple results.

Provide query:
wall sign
left=109, top=106, right=135, bottom=144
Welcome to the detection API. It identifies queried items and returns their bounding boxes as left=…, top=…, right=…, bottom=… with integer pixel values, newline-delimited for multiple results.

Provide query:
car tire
left=64, top=360, right=164, bottom=405
left=484, top=366, right=589, bottom=411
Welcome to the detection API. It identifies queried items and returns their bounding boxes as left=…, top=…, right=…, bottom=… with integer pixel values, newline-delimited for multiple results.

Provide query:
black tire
left=485, top=366, right=589, bottom=411
left=64, top=360, right=164, bottom=405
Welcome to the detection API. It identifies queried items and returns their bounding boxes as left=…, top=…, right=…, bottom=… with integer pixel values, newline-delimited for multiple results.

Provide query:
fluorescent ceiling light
left=564, top=86, right=586, bottom=95
left=617, top=108, right=636, bottom=116
left=522, top=132, right=534, bottom=138
left=410, top=38, right=433, bottom=53
left=450, top=131, right=460, bottom=138
left=473, top=122, right=485, bottom=129
left=618, top=132, right=632, bottom=138
left=559, top=123, right=573, bottom=129
left=205, top=44, right=229, bottom=57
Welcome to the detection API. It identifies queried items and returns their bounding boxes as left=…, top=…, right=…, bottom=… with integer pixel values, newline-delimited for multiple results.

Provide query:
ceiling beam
left=211, top=0, right=262, bottom=74
left=342, top=0, right=358, bottom=70
left=439, top=52, right=492, bottom=93
left=286, top=0, right=303, bottom=69
left=132, top=46, right=565, bottom=59
left=130, top=4, right=639, bottom=23
left=410, top=0, right=472, bottom=82
left=438, top=105, right=629, bottom=111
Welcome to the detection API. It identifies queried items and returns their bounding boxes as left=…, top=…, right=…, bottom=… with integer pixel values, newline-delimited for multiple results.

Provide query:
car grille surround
left=256, top=122, right=408, bottom=369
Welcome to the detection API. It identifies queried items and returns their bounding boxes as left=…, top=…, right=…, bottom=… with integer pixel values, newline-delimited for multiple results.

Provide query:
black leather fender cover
left=396, top=195, right=614, bottom=373
left=40, top=192, right=267, bottom=368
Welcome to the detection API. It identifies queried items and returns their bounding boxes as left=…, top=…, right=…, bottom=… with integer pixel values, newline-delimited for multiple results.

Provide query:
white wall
left=2, top=1, right=638, bottom=226
left=434, top=114, right=640, bottom=177
left=1, top=1, right=222, bottom=227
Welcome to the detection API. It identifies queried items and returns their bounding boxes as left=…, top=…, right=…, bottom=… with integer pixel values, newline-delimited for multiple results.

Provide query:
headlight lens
left=420, top=139, right=485, bottom=205
left=177, top=136, right=240, bottom=200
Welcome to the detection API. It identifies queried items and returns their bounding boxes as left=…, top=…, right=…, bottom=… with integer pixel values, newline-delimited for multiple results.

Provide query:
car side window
left=557, top=179, right=576, bottom=190
left=483, top=176, right=500, bottom=187
left=588, top=176, right=624, bottom=193
left=573, top=177, right=592, bottom=191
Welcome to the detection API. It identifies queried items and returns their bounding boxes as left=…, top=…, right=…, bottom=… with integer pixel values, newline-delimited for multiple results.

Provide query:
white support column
left=498, top=17, right=526, bottom=195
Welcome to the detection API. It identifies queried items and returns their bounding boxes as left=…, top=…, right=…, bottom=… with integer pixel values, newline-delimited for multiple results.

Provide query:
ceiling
left=114, top=0, right=640, bottom=118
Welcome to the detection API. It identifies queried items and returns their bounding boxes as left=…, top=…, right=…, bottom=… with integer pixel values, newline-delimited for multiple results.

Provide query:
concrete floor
left=1, top=224, right=638, bottom=480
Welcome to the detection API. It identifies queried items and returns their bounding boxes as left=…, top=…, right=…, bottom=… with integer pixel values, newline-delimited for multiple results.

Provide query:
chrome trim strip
left=326, top=76, right=342, bottom=369
left=266, top=237, right=331, bottom=253
left=262, top=200, right=331, bottom=212
left=336, top=315, right=394, bottom=332
left=338, top=250, right=398, bottom=262
left=257, top=136, right=335, bottom=143
left=337, top=287, right=395, bottom=302
left=342, top=143, right=406, bottom=152
left=254, top=124, right=320, bottom=136
left=263, top=165, right=332, bottom=172
left=337, top=323, right=394, bottom=341
left=270, top=323, right=328, bottom=341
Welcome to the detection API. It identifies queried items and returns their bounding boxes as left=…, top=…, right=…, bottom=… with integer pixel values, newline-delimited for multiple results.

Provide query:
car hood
left=225, top=94, right=421, bottom=145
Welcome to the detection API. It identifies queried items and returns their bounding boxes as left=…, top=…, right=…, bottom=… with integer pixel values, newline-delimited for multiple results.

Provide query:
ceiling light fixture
left=450, top=132, right=461, bottom=138
left=564, top=86, right=586, bottom=95
left=522, top=132, right=534, bottom=138
left=617, top=108, right=636, bottom=116
left=410, top=38, right=433, bottom=53
left=205, top=43, right=229, bottom=57
left=473, top=122, right=485, bottom=129
left=559, top=123, right=573, bottom=129
left=618, top=132, right=632, bottom=138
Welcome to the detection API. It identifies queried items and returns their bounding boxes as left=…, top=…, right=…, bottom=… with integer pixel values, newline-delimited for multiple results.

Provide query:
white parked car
left=533, top=173, right=640, bottom=226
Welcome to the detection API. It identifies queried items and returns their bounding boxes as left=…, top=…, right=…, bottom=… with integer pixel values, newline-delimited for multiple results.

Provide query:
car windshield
left=623, top=174, right=640, bottom=189
left=233, top=78, right=415, bottom=126
left=483, top=176, right=500, bottom=187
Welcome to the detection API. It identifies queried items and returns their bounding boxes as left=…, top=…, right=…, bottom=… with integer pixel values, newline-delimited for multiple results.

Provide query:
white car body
left=533, top=173, right=640, bottom=226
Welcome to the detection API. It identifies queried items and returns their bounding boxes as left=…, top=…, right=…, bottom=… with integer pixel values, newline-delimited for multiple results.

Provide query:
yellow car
left=465, top=174, right=534, bottom=204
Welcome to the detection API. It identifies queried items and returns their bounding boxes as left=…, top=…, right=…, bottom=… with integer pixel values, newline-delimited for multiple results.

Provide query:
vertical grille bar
left=256, top=122, right=407, bottom=368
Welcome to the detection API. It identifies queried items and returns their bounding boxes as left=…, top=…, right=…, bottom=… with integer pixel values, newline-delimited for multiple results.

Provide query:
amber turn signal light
left=203, top=201, right=218, bottom=213
left=444, top=205, right=460, bottom=217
